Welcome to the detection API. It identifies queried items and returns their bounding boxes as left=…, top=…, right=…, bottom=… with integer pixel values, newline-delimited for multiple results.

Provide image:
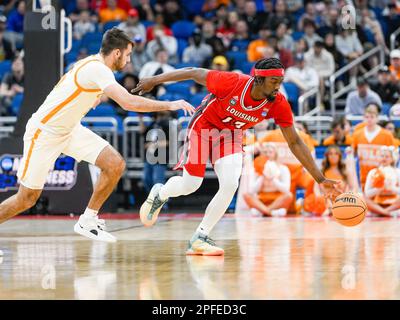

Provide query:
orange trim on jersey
left=41, top=88, right=82, bottom=124
left=20, top=129, right=42, bottom=180
left=74, top=59, right=103, bottom=92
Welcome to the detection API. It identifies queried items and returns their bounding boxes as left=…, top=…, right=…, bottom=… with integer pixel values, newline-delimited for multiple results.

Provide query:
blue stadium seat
left=189, top=92, right=207, bottom=107
left=283, top=82, right=300, bottom=114
left=86, top=104, right=117, bottom=117
left=240, top=61, right=254, bottom=74
left=164, top=81, right=194, bottom=99
left=182, top=0, right=204, bottom=15
left=177, top=38, right=189, bottom=60
left=382, top=103, right=392, bottom=116
left=292, top=31, right=305, bottom=41
left=103, top=21, right=121, bottom=32
left=81, top=32, right=103, bottom=47
left=86, top=42, right=101, bottom=54
left=10, top=93, right=23, bottom=116
left=173, top=62, right=199, bottom=69
left=226, top=51, right=248, bottom=69
left=230, top=39, right=250, bottom=52
left=0, top=60, right=12, bottom=80
left=171, top=20, right=196, bottom=39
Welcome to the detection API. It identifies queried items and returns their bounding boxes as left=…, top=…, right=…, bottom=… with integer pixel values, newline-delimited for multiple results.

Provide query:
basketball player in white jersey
left=0, top=28, right=194, bottom=242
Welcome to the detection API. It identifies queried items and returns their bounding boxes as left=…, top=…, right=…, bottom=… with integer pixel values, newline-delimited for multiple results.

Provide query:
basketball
left=332, top=192, right=367, bottom=227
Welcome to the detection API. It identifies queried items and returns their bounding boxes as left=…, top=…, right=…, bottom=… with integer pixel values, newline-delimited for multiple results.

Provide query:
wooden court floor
left=0, top=214, right=400, bottom=300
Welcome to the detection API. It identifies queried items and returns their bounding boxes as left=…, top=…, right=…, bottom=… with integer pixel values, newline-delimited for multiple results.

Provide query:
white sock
left=159, top=169, right=203, bottom=201
left=83, top=208, right=98, bottom=218
left=196, top=153, right=243, bottom=235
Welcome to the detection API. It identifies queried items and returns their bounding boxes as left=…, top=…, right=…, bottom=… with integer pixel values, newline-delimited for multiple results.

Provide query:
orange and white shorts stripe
left=17, top=121, right=109, bottom=190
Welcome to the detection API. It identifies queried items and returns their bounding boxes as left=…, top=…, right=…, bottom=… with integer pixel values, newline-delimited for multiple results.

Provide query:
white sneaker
left=74, top=214, right=116, bottom=243
left=139, top=183, right=168, bottom=227
left=271, top=208, right=287, bottom=217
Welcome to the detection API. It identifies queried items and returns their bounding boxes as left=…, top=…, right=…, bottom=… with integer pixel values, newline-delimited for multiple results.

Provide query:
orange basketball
left=332, top=192, right=367, bottom=227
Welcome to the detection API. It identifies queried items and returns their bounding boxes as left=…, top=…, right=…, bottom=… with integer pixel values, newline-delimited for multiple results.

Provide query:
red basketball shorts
left=174, top=114, right=243, bottom=177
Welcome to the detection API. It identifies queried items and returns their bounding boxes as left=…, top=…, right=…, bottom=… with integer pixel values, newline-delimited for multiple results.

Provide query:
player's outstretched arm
left=104, top=83, right=195, bottom=115
left=131, top=68, right=209, bottom=95
left=280, top=125, right=341, bottom=201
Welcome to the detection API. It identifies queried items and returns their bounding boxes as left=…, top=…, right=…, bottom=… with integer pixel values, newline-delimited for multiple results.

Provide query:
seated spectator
left=73, top=10, right=96, bottom=40
left=364, top=146, right=400, bottom=217
left=183, top=29, right=213, bottom=66
left=335, top=27, right=363, bottom=80
left=303, top=145, right=351, bottom=216
left=302, top=19, right=323, bottom=49
left=0, top=15, right=14, bottom=62
left=276, top=22, right=294, bottom=52
left=0, top=55, right=23, bottom=113
left=139, top=110, right=171, bottom=194
left=131, top=35, right=150, bottom=76
left=284, top=53, right=319, bottom=93
left=134, top=0, right=155, bottom=21
left=139, top=48, right=175, bottom=97
left=6, top=0, right=24, bottom=49
left=323, top=118, right=353, bottom=146
left=69, top=0, right=98, bottom=23
left=380, top=120, right=400, bottom=147
left=230, top=20, right=250, bottom=51
left=259, top=126, right=315, bottom=213
left=295, top=122, right=318, bottom=146
left=247, top=24, right=270, bottom=62
left=266, top=0, right=294, bottom=31
left=146, top=14, right=173, bottom=42
left=345, top=78, right=382, bottom=115
left=293, top=38, right=309, bottom=57
left=383, top=3, right=400, bottom=45
left=117, top=8, right=146, bottom=41
left=318, top=7, right=339, bottom=36
left=99, top=0, right=128, bottom=24
left=324, top=32, right=344, bottom=70
left=304, top=40, right=335, bottom=99
left=370, top=65, right=400, bottom=106
left=352, top=104, right=395, bottom=189
left=360, top=8, right=388, bottom=54
left=243, top=143, right=293, bottom=217
left=146, top=27, right=178, bottom=63
left=266, top=35, right=293, bottom=68
left=389, top=49, right=400, bottom=83
left=210, top=55, right=229, bottom=71
left=241, top=0, right=265, bottom=37
left=155, top=0, right=183, bottom=27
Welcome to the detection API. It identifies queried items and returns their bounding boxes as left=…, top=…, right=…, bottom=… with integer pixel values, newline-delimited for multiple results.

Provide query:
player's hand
left=131, top=78, right=157, bottom=95
left=319, top=179, right=342, bottom=202
left=169, top=99, right=195, bottom=116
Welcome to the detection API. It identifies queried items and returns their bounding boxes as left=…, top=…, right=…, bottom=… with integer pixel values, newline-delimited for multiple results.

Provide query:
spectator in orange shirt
left=323, top=118, right=353, bottom=146
left=99, top=0, right=128, bottom=24
left=247, top=24, right=270, bottom=62
left=389, top=49, right=400, bottom=83
left=380, top=120, right=400, bottom=147
left=303, top=145, right=352, bottom=216
left=295, top=122, right=319, bottom=146
left=352, top=104, right=395, bottom=189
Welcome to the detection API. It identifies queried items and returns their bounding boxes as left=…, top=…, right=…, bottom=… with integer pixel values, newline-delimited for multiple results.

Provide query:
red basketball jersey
left=192, top=70, right=294, bottom=131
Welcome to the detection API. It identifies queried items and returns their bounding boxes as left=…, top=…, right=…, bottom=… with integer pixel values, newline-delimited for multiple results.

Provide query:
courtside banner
left=0, top=154, right=78, bottom=192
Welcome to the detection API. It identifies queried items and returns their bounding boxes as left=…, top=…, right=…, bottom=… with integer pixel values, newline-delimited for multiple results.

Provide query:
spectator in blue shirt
left=7, top=0, right=24, bottom=33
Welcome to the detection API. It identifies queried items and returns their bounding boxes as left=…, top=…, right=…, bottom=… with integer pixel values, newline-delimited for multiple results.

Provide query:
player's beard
left=113, top=56, right=125, bottom=71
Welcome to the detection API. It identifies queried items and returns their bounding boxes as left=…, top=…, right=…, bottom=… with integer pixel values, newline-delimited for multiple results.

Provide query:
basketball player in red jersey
left=134, top=58, right=340, bottom=255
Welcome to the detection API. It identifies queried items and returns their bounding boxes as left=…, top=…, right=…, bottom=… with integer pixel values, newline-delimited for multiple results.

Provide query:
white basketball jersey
left=29, top=54, right=117, bottom=135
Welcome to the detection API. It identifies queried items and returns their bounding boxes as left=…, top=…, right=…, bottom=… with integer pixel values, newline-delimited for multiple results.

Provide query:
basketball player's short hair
left=253, top=58, right=285, bottom=84
left=365, top=103, right=380, bottom=116
left=100, top=27, right=134, bottom=56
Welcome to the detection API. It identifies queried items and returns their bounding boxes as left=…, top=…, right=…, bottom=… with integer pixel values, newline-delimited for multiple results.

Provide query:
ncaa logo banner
left=0, top=154, right=78, bottom=192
